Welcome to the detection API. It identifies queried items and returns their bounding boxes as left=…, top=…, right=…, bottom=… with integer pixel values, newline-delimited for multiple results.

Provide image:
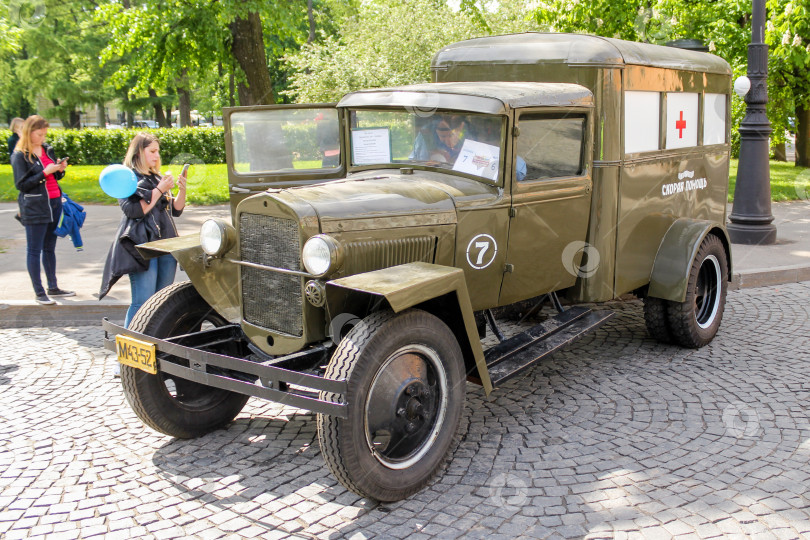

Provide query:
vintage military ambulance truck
left=104, top=33, right=732, bottom=502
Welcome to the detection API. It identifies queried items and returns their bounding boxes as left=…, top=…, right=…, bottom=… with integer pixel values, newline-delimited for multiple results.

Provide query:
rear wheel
left=317, top=309, right=466, bottom=501
left=666, top=234, right=728, bottom=348
left=643, top=296, right=672, bottom=344
left=120, top=281, right=249, bottom=438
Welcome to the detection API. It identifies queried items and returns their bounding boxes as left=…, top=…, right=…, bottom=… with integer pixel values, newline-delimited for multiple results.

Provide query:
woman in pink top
left=11, top=115, right=74, bottom=305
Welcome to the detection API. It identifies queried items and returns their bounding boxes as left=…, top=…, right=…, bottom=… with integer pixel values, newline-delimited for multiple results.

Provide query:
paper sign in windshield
left=351, top=128, right=391, bottom=165
left=453, top=139, right=499, bottom=181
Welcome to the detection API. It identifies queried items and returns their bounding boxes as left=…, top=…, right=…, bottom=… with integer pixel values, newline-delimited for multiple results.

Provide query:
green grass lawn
left=2, top=159, right=808, bottom=205
left=0, top=163, right=230, bottom=205
left=727, top=159, right=810, bottom=202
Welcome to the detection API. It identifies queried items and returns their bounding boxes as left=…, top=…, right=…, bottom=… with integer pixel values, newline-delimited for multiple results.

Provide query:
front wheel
left=666, top=234, right=728, bottom=348
left=120, top=281, right=249, bottom=438
left=317, top=309, right=466, bottom=501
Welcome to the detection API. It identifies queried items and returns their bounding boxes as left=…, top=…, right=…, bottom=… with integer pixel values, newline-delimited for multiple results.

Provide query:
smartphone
left=181, top=163, right=190, bottom=177
left=58, top=156, right=69, bottom=164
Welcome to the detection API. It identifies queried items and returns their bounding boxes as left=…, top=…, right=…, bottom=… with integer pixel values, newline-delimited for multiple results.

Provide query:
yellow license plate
left=115, top=335, right=157, bottom=374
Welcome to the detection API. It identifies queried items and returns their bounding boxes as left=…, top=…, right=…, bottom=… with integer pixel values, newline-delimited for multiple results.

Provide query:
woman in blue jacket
left=11, top=115, right=74, bottom=304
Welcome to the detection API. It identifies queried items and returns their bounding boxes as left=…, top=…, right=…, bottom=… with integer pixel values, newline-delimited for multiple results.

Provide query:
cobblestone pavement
left=2, top=284, right=810, bottom=539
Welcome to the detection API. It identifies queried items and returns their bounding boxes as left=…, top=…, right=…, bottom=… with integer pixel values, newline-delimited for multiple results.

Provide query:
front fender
left=648, top=219, right=732, bottom=302
left=136, top=235, right=241, bottom=322
left=325, top=262, right=493, bottom=395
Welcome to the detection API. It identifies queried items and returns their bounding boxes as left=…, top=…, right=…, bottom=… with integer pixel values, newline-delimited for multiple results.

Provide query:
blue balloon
left=99, top=164, right=137, bottom=199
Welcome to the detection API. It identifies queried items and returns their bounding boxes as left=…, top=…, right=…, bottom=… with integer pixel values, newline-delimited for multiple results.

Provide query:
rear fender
left=648, top=219, right=732, bottom=302
left=137, top=235, right=241, bottom=322
left=325, top=262, right=493, bottom=395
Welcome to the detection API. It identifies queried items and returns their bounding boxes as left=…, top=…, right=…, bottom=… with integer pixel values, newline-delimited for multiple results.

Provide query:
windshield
left=229, top=108, right=340, bottom=174
left=349, top=110, right=505, bottom=183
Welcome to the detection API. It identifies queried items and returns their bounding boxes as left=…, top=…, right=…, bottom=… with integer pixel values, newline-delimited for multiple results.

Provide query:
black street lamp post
left=728, top=0, right=777, bottom=245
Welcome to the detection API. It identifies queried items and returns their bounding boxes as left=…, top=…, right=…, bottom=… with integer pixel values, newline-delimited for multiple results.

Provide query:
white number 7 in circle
left=466, top=233, right=498, bottom=270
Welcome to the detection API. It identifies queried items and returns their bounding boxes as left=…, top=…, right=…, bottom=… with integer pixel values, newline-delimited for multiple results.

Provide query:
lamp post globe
left=734, top=76, right=751, bottom=98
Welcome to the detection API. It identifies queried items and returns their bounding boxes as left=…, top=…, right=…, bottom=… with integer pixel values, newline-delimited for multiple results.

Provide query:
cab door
left=224, top=104, right=347, bottom=215
left=499, top=109, right=594, bottom=305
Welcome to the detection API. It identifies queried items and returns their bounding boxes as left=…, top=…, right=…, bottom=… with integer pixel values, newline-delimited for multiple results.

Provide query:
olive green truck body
left=104, top=33, right=732, bottom=501
left=433, top=32, right=732, bottom=305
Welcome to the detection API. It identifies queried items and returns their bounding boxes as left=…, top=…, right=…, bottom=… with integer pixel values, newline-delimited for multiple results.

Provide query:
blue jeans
left=125, top=254, right=177, bottom=328
left=24, top=197, right=62, bottom=296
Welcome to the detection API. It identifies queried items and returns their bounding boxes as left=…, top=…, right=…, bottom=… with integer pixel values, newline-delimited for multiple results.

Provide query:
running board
left=484, top=307, right=614, bottom=388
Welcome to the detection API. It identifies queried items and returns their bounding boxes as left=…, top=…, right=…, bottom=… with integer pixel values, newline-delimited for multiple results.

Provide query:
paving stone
left=2, top=292, right=810, bottom=537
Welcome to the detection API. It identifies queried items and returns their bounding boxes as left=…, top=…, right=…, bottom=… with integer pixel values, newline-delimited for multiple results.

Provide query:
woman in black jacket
left=99, top=132, right=186, bottom=327
left=11, top=115, right=74, bottom=305
left=8, top=117, right=23, bottom=224
left=7, top=117, right=22, bottom=157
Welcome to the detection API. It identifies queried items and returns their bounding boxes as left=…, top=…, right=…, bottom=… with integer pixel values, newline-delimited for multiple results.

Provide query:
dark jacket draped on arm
left=98, top=171, right=183, bottom=300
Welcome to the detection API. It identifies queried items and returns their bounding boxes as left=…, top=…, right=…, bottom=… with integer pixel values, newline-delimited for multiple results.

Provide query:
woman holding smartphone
left=11, top=115, right=73, bottom=305
left=99, top=132, right=187, bottom=327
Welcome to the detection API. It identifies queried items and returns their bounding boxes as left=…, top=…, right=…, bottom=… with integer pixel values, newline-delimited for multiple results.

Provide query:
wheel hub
left=364, top=346, right=449, bottom=470
left=695, top=254, right=722, bottom=329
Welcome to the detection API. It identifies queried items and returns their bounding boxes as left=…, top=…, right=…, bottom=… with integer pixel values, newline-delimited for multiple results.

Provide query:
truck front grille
left=239, top=213, right=303, bottom=337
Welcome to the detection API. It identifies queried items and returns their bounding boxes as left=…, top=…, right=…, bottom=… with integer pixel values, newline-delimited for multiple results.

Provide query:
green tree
left=284, top=0, right=544, bottom=103
left=0, top=16, right=30, bottom=122
left=536, top=0, right=677, bottom=42
left=98, top=0, right=309, bottom=118
left=767, top=0, right=810, bottom=165
left=1, top=0, right=115, bottom=127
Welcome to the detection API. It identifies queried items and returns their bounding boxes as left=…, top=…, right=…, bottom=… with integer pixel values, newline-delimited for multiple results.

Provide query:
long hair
left=9, top=117, right=24, bottom=135
left=123, top=132, right=161, bottom=175
left=16, top=115, right=49, bottom=162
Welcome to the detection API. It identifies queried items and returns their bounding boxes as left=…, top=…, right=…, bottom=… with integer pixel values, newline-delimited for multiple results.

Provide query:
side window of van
left=516, top=114, right=585, bottom=181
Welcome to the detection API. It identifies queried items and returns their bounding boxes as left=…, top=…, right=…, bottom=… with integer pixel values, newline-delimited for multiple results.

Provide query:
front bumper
left=102, top=318, right=348, bottom=418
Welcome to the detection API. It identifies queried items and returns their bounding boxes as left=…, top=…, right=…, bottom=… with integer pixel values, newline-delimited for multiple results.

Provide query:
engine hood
left=273, top=172, right=465, bottom=233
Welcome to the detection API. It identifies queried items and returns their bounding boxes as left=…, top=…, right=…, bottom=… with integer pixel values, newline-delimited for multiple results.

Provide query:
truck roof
left=337, top=81, right=594, bottom=114
left=432, top=32, right=731, bottom=76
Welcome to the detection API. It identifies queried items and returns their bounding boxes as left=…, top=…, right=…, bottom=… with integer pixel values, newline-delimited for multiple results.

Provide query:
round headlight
left=302, top=235, right=342, bottom=276
left=200, top=219, right=234, bottom=257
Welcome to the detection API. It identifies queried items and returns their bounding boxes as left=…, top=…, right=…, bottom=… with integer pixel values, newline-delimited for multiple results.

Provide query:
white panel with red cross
left=665, top=93, right=699, bottom=149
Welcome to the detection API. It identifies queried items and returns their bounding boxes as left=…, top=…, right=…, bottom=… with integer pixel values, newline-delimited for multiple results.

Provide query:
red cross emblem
left=676, top=111, right=687, bottom=138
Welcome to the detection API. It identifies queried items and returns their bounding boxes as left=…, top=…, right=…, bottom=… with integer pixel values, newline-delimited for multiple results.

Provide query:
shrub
left=0, top=127, right=226, bottom=165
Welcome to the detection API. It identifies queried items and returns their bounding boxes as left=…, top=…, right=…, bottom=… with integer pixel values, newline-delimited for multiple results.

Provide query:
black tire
left=643, top=296, right=672, bottom=344
left=666, top=234, right=728, bottom=348
left=120, top=281, right=249, bottom=438
left=317, top=309, right=466, bottom=502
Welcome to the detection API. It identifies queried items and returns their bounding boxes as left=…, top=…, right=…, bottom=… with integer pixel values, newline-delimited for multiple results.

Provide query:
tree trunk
left=797, top=104, right=810, bottom=167
left=178, top=87, right=192, bottom=127
left=772, top=141, right=786, bottom=161
left=229, top=64, right=236, bottom=107
left=120, top=91, right=134, bottom=128
left=217, top=62, right=225, bottom=111
left=165, top=106, right=172, bottom=128
left=307, top=0, right=316, bottom=43
left=96, top=102, right=106, bottom=127
left=68, top=109, right=81, bottom=129
left=148, top=88, right=168, bottom=127
left=230, top=11, right=274, bottom=105
left=51, top=99, right=69, bottom=128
